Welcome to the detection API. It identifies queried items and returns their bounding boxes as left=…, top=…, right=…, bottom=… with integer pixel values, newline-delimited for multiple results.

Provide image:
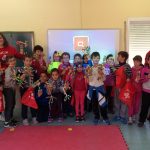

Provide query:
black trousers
left=20, top=87, right=37, bottom=119
left=62, top=89, right=73, bottom=116
left=92, top=90, right=108, bottom=120
left=3, top=88, right=16, bottom=122
left=50, top=92, right=63, bottom=118
left=37, top=104, right=49, bottom=122
left=139, top=91, right=150, bottom=123
left=105, top=86, right=114, bottom=112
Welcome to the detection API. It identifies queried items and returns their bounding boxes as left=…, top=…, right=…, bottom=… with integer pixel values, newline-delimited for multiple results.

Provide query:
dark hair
left=118, top=51, right=129, bottom=61
left=61, top=52, right=70, bottom=59
left=83, top=54, right=88, bottom=59
left=144, top=51, right=150, bottom=66
left=74, top=53, right=82, bottom=59
left=33, top=45, right=43, bottom=53
left=106, top=54, right=113, bottom=60
left=133, top=55, right=142, bottom=62
left=91, top=52, right=100, bottom=59
left=6, top=55, right=15, bottom=62
left=51, top=68, right=59, bottom=74
left=24, top=54, right=33, bottom=60
left=0, top=33, right=9, bottom=47
left=53, top=51, right=61, bottom=61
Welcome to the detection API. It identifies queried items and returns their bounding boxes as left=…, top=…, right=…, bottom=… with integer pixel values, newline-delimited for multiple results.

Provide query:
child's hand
left=20, top=74, right=26, bottom=80
left=126, top=78, right=130, bottom=82
left=38, top=90, right=43, bottom=97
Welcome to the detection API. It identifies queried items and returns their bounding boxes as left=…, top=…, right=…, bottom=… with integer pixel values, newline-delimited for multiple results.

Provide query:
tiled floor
left=0, top=109, right=150, bottom=150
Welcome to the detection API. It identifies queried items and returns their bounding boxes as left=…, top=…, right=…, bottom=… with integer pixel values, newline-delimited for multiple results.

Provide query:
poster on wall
left=48, top=29, right=120, bottom=63
left=2, top=31, right=34, bottom=66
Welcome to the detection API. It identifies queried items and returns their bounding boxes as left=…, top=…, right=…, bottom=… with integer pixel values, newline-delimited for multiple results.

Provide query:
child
left=82, top=54, right=93, bottom=69
left=112, top=51, right=132, bottom=124
left=104, top=54, right=115, bottom=114
left=74, top=53, right=82, bottom=64
left=72, top=63, right=87, bottom=122
left=35, top=72, right=50, bottom=122
left=58, top=52, right=73, bottom=117
left=48, top=68, right=64, bottom=122
left=32, top=45, right=47, bottom=79
left=128, top=55, right=143, bottom=125
left=87, top=52, right=110, bottom=125
left=3, top=56, right=17, bottom=127
left=18, top=55, right=38, bottom=125
left=138, top=52, right=150, bottom=127
left=47, top=51, right=61, bottom=74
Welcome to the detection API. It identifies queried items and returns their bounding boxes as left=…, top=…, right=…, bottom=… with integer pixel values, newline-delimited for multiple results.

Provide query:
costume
left=112, top=62, right=132, bottom=123
left=47, top=62, right=61, bottom=74
left=35, top=82, right=50, bottom=122
left=48, top=78, right=64, bottom=119
left=128, top=66, right=143, bottom=118
left=17, top=66, right=37, bottom=120
left=3, top=66, right=16, bottom=122
left=139, top=66, right=150, bottom=124
left=87, top=65, right=109, bottom=122
left=32, top=57, right=47, bottom=79
left=72, top=71, right=87, bottom=118
left=58, top=62, right=73, bottom=117
left=104, top=63, right=115, bottom=113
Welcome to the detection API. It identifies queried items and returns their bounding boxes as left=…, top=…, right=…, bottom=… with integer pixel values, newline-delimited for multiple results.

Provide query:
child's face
left=8, top=58, right=16, bottom=67
left=77, top=66, right=83, bottom=72
left=92, top=56, right=100, bottom=65
left=63, top=55, right=70, bottom=63
left=53, top=54, right=60, bottom=62
left=51, top=71, right=59, bottom=81
left=24, top=57, right=32, bottom=67
left=40, top=73, right=48, bottom=83
left=134, top=60, right=141, bottom=67
left=117, top=55, right=125, bottom=63
left=84, top=55, right=88, bottom=63
left=74, top=56, right=82, bottom=63
left=106, top=57, right=114, bottom=65
left=35, top=50, right=42, bottom=57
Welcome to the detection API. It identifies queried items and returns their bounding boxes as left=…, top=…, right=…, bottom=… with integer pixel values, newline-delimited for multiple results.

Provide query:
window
left=126, top=18, right=150, bottom=66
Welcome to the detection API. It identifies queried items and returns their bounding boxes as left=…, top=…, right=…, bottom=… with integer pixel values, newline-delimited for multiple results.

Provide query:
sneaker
left=75, top=116, right=80, bottom=123
left=4, top=122, right=16, bottom=128
left=32, top=117, right=38, bottom=125
left=128, top=117, right=133, bottom=125
left=23, top=119, right=29, bottom=126
left=138, top=122, right=144, bottom=127
left=48, top=117, right=53, bottom=123
left=80, top=116, right=85, bottom=122
left=58, top=118, right=63, bottom=123
left=120, top=117, right=127, bottom=124
left=0, top=114, right=5, bottom=121
left=103, top=119, right=111, bottom=125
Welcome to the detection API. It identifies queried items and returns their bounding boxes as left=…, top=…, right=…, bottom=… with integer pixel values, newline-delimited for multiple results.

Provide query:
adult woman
left=0, top=32, right=24, bottom=121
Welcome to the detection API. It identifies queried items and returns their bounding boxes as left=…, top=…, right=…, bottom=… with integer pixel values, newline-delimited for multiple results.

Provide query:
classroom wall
left=1, top=0, right=150, bottom=54
left=0, top=0, right=81, bottom=55
left=81, top=0, right=150, bottom=50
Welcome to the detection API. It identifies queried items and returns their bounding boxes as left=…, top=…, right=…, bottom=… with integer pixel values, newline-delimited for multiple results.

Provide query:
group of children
left=0, top=43, right=150, bottom=128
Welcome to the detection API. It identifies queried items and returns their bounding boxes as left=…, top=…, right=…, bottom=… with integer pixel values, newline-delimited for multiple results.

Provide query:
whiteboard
left=47, top=29, right=120, bottom=63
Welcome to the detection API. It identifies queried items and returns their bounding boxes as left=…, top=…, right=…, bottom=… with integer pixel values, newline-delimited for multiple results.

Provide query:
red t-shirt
left=32, top=58, right=47, bottom=77
left=73, top=72, right=86, bottom=91
left=0, top=45, right=24, bottom=69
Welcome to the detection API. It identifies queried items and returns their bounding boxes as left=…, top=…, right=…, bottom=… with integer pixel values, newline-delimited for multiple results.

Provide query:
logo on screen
left=73, top=36, right=89, bottom=51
